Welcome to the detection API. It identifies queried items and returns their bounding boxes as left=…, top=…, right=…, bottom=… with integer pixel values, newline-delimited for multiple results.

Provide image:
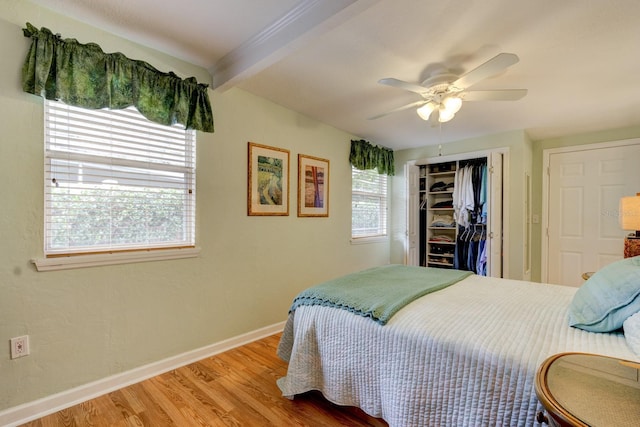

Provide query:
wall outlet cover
left=10, top=335, right=30, bottom=359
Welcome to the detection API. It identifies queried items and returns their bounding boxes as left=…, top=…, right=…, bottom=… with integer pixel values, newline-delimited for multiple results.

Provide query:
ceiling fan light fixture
left=416, top=101, right=437, bottom=121
left=437, top=108, right=455, bottom=123
left=442, top=96, right=462, bottom=114
left=437, top=96, right=462, bottom=123
left=373, top=52, right=525, bottom=122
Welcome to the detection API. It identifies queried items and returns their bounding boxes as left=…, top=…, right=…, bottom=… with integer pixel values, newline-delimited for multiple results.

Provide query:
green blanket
left=290, top=264, right=472, bottom=325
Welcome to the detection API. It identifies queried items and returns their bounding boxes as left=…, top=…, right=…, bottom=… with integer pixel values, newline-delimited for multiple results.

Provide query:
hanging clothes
left=480, top=164, right=488, bottom=224
left=454, top=224, right=487, bottom=275
left=453, top=159, right=486, bottom=227
left=476, top=238, right=487, bottom=275
left=452, top=164, right=474, bottom=227
left=452, top=158, right=488, bottom=275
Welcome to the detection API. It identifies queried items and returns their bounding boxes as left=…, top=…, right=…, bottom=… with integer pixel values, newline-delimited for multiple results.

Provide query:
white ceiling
left=28, top=0, right=640, bottom=150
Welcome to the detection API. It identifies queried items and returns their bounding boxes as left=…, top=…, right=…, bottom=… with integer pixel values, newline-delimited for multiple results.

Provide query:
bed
left=277, top=263, right=640, bottom=427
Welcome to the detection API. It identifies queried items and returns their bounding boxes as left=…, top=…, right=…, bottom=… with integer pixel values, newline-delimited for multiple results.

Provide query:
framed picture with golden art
left=247, top=142, right=290, bottom=216
left=298, top=154, right=329, bottom=217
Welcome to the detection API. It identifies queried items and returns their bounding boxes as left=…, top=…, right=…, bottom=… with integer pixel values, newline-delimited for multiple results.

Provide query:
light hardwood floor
left=21, top=333, right=387, bottom=426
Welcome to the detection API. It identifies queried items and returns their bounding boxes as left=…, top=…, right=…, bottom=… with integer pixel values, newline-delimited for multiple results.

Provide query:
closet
left=407, top=151, right=504, bottom=277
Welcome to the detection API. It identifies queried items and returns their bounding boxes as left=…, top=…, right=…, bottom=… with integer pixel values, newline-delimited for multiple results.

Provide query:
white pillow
left=623, top=311, right=640, bottom=358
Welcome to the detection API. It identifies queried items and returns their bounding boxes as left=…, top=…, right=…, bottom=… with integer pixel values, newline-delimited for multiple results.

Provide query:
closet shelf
left=428, top=240, right=456, bottom=245
left=427, top=261, right=454, bottom=267
left=428, top=171, right=456, bottom=177
left=428, top=253, right=454, bottom=258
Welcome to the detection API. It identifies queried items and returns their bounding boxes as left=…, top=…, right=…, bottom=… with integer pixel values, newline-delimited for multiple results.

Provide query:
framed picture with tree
left=298, top=154, right=329, bottom=217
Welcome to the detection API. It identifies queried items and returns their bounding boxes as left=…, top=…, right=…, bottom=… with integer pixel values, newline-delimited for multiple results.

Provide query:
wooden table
left=535, top=352, right=640, bottom=426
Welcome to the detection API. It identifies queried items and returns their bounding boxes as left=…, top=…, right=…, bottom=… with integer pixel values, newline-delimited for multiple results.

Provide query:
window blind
left=351, top=166, right=388, bottom=238
left=44, top=100, right=196, bottom=255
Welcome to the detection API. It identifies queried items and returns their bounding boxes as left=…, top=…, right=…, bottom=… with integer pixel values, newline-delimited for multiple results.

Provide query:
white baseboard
left=0, top=321, right=286, bottom=427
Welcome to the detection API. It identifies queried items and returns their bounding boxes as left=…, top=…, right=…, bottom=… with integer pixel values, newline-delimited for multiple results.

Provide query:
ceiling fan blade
left=368, top=100, right=427, bottom=120
left=378, top=78, right=429, bottom=94
left=463, top=89, right=528, bottom=101
left=452, top=53, right=519, bottom=90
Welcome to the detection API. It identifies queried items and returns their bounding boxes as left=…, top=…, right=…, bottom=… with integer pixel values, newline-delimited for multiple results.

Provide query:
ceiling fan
left=370, top=53, right=527, bottom=123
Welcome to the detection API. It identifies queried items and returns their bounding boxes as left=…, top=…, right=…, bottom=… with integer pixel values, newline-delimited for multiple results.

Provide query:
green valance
left=349, top=139, right=395, bottom=176
left=21, top=23, right=214, bottom=133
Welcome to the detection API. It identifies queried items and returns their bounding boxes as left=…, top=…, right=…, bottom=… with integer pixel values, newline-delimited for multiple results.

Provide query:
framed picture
left=298, top=154, right=329, bottom=217
left=247, top=142, right=290, bottom=216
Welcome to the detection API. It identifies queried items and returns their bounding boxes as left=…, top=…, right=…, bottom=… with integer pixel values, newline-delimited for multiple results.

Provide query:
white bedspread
left=277, top=274, right=638, bottom=426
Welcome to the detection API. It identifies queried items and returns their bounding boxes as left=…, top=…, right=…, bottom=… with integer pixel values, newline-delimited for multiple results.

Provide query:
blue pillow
left=568, top=256, right=640, bottom=332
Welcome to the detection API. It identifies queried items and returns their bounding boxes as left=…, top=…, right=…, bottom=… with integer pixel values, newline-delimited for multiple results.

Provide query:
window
left=44, top=100, right=196, bottom=257
left=351, top=166, right=388, bottom=239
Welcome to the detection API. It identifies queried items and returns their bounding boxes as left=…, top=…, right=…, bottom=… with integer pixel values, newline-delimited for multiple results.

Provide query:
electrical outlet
left=10, top=335, right=30, bottom=359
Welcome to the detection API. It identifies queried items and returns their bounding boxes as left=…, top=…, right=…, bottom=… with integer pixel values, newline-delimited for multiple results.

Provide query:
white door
left=488, top=152, right=503, bottom=278
left=545, top=140, right=640, bottom=286
left=405, top=163, right=420, bottom=265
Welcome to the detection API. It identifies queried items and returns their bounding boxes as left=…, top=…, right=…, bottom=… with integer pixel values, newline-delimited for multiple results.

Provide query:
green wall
left=3, top=0, right=639, bottom=417
left=0, top=2, right=389, bottom=411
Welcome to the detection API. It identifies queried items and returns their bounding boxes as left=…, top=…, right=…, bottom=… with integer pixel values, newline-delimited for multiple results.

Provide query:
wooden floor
left=22, top=333, right=387, bottom=427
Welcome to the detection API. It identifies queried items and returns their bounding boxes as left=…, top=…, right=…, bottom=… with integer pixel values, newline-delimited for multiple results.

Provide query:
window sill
left=350, top=236, right=389, bottom=245
left=32, top=247, right=200, bottom=271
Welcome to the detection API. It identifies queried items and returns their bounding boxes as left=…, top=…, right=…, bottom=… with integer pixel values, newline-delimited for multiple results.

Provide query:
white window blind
left=351, top=166, right=388, bottom=238
left=44, top=100, right=196, bottom=256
